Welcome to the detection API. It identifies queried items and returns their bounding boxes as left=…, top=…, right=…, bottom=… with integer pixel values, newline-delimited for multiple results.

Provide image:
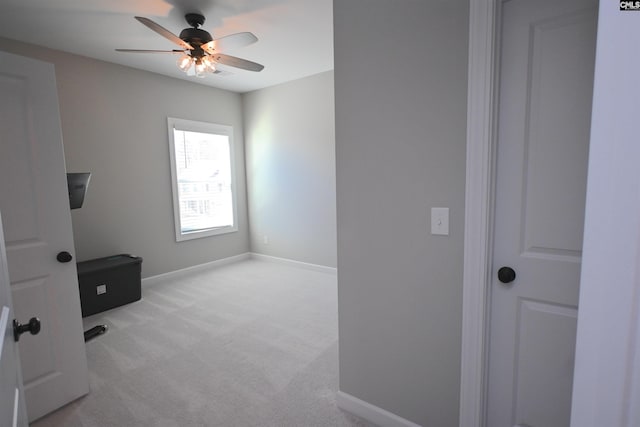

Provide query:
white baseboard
left=141, top=253, right=251, bottom=287
left=141, top=252, right=336, bottom=288
left=336, top=391, right=421, bottom=427
left=250, top=252, right=337, bottom=275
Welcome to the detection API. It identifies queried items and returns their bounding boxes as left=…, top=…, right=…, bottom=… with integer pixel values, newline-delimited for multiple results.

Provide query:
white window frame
left=167, top=117, right=238, bottom=242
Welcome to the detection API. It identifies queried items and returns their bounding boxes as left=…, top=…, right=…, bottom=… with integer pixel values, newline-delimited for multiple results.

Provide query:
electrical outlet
left=263, top=235, right=269, bottom=245
left=96, top=284, right=107, bottom=295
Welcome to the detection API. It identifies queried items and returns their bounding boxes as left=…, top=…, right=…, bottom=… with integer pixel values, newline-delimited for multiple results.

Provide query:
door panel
left=514, top=300, right=578, bottom=426
left=11, top=279, right=56, bottom=380
left=486, top=0, right=597, bottom=426
left=0, top=213, right=28, bottom=427
left=521, top=11, right=594, bottom=260
left=0, top=75, right=40, bottom=244
left=0, top=51, right=89, bottom=422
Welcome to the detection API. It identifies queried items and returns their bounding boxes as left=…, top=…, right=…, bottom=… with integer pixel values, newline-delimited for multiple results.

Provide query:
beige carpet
left=31, top=258, right=374, bottom=427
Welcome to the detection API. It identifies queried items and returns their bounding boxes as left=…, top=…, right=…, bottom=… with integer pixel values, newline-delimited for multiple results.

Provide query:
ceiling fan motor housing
left=181, top=13, right=211, bottom=56
left=179, top=28, right=212, bottom=46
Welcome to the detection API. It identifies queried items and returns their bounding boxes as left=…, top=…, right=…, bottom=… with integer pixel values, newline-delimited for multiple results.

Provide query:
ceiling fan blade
left=209, top=53, right=264, bottom=72
left=201, top=32, right=258, bottom=54
left=115, top=49, right=185, bottom=54
left=134, top=16, right=193, bottom=50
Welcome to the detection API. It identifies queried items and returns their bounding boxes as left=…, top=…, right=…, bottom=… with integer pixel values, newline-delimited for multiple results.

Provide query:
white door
left=486, top=0, right=597, bottom=426
left=0, top=51, right=89, bottom=422
left=0, top=212, right=27, bottom=427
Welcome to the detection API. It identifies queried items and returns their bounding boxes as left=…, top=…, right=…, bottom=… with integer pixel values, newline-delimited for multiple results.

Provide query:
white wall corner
left=569, top=3, right=640, bottom=426
left=336, top=391, right=422, bottom=427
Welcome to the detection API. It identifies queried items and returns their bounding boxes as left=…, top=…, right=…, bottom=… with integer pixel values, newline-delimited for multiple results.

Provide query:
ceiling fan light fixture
left=194, top=59, right=207, bottom=78
left=202, top=55, right=216, bottom=72
left=177, top=54, right=194, bottom=72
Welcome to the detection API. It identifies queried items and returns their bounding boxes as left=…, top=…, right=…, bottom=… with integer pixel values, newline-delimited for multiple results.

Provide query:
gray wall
left=334, top=1, right=468, bottom=426
left=0, top=38, right=250, bottom=278
left=243, top=71, right=337, bottom=268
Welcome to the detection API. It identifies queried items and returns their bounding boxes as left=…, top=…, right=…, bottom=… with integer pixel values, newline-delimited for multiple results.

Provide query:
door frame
left=459, top=0, right=500, bottom=425
left=460, top=2, right=640, bottom=427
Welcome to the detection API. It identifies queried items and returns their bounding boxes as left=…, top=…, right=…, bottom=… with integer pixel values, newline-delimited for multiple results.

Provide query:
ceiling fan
left=116, top=13, right=264, bottom=77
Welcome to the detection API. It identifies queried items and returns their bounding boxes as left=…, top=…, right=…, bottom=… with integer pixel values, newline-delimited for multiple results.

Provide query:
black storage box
left=77, top=254, right=143, bottom=317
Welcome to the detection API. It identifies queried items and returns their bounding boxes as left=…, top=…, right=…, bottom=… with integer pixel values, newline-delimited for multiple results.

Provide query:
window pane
left=173, top=128, right=233, bottom=234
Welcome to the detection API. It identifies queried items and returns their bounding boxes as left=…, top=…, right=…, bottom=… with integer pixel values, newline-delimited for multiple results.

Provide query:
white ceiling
left=0, top=0, right=334, bottom=93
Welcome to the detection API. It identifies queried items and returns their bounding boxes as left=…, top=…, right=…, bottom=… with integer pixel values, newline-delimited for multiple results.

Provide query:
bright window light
left=168, top=118, right=237, bottom=241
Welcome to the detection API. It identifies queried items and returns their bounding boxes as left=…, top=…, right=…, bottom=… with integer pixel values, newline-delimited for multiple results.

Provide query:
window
left=168, top=118, right=237, bottom=241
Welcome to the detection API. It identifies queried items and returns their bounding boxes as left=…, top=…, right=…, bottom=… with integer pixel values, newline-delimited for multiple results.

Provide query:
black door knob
left=56, top=251, right=73, bottom=263
left=13, top=317, right=41, bottom=342
left=498, top=266, right=516, bottom=284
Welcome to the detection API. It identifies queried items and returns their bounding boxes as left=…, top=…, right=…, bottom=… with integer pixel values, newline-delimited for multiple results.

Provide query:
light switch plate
left=431, top=207, right=449, bottom=236
left=96, top=284, right=107, bottom=295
